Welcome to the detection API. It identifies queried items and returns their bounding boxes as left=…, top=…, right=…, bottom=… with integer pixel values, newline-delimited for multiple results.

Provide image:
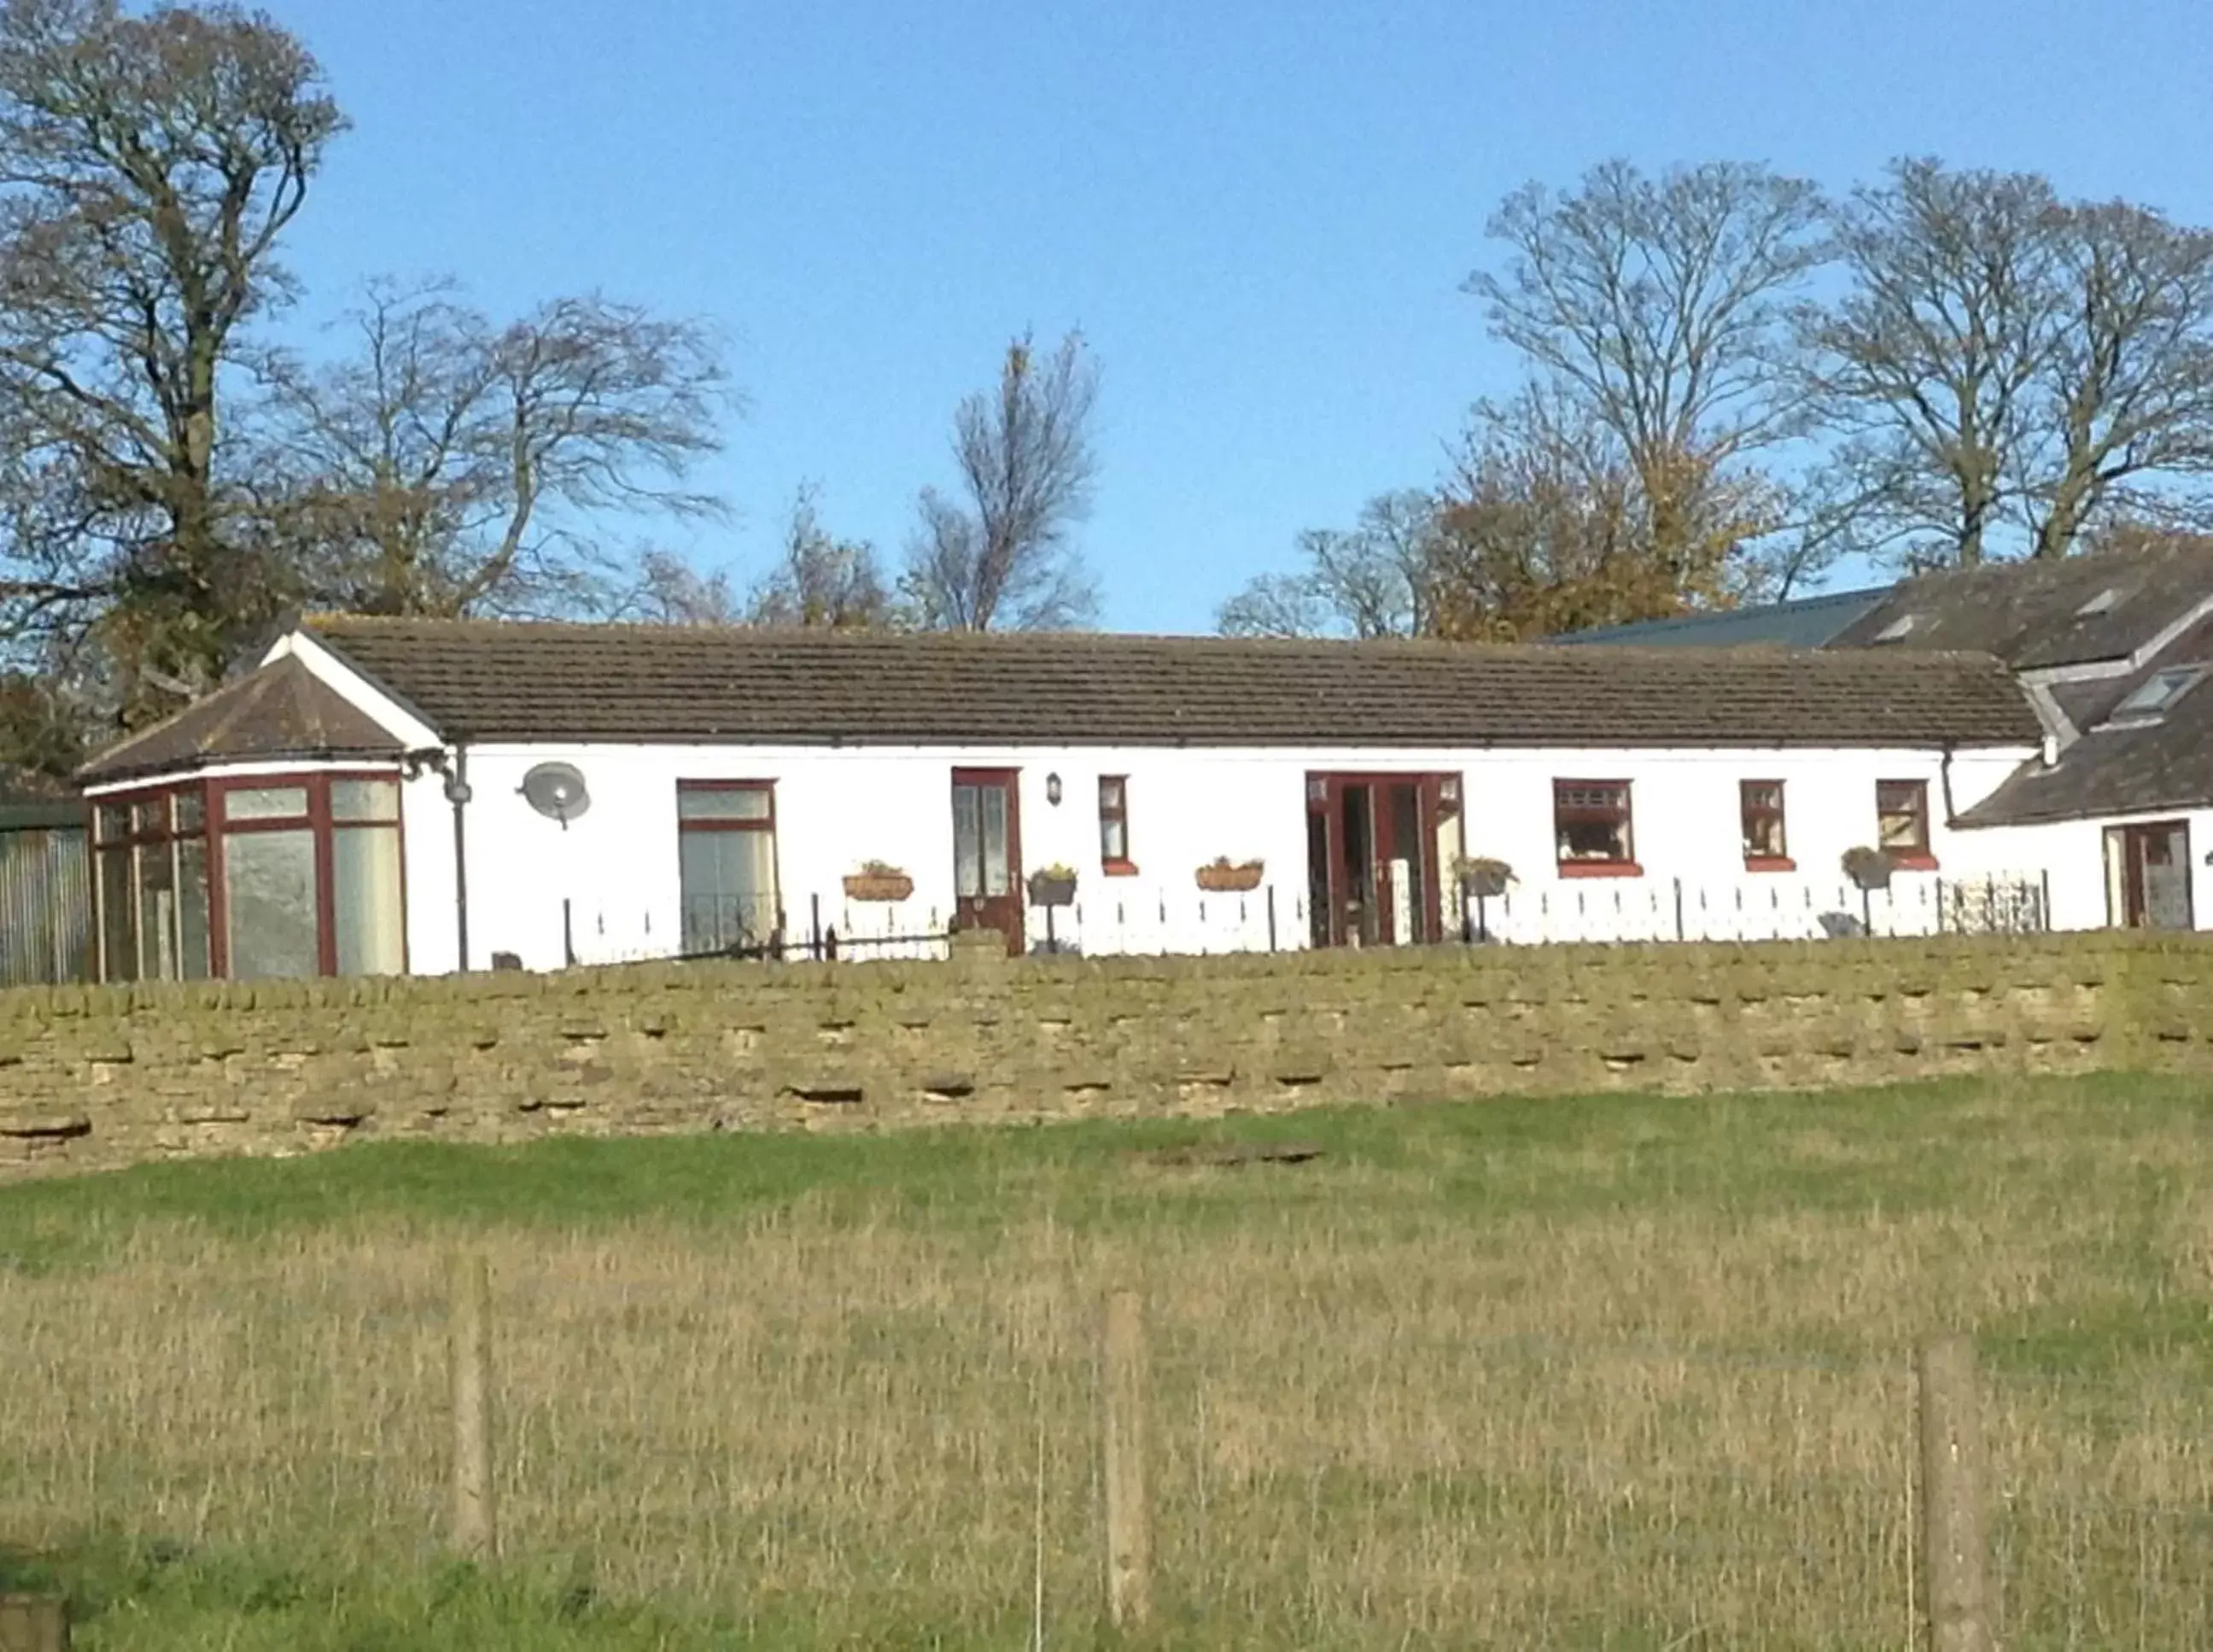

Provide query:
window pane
left=137, top=840, right=178, bottom=979
left=1099, top=776, right=1124, bottom=812
left=1101, top=816, right=1127, bottom=863
left=1558, top=819, right=1632, bottom=861
left=177, top=838, right=211, bottom=979
left=95, top=803, right=127, bottom=845
left=174, top=789, right=206, bottom=832
left=224, top=785, right=309, bottom=821
left=680, top=827, right=778, bottom=951
left=332, top=779, right=399, bottom=822
left=225, top=828, right=319, bottom=979
left=981, top=786, right=1010, bottom=896
left=952, top=786, right=982, bottom=898
left=333, top=826, right=404, bottom=975
left=1741, top=782, right=1786, bottom=858
left=98, top=845, right=136, bottom=982
left=1877, top=782, right=1927, bottom=851
left=131, top=797, right=169, bottom=836
left=678, top=785, right=773, bottom=823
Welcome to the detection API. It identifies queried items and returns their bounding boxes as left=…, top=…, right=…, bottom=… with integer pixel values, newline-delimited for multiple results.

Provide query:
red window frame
left=675, top=780, right=782, bottom=950
left=1098, top=774, right=1136, bottom=874
left=1876, top=779, right=1936, bottom=869
left=91, top=770, right=407, bottom=980
left=1740, top=779, right=1792, bottom=871
left=1553, top=779, right=1640, bottom=877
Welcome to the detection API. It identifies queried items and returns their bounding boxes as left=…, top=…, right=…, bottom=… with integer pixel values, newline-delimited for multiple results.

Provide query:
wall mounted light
left=1046, top=773, right=1063, bottom=806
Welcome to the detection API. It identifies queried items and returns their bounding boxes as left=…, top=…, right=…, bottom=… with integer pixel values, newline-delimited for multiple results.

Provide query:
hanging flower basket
left=844, top=861, right=914, bottom=902
left=1457, top=856, right=1515, bottom=900
left=1194, top=857, right=1264, bottom=893
left=1027, top=865, right=1079, bottom=908
left=1842, top=845, right=1894, bottom=892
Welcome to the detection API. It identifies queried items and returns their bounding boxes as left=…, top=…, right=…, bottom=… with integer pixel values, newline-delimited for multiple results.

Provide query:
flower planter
left=1459, top=861, right=1513, bottom=900
left=843, top=872, right=914, bottom=902
left=1194, top=859, right=1264, bottom=893
left=1842, top=849, right=1893, bottom=893
left=1027, top=871, right=1078, bottom=908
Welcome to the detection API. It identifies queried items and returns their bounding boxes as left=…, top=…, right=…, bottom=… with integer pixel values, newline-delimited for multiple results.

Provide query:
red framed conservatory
left=75, top=657, right=412, bottom=983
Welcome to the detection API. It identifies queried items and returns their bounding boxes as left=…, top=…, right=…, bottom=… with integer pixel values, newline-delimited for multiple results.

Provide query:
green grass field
left=3, top=1071, right=2210, bottom=1649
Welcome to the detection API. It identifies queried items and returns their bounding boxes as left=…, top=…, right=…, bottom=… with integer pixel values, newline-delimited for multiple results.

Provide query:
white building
left=72, top=616, right=2050, bottom=980
left=1568, top=537, right=2213, bottom=935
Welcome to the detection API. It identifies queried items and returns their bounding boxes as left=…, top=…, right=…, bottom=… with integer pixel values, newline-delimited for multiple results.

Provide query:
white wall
left=1952, top=808, right=2213, bottom=932
left=427, top=739, right=2043, bottom=971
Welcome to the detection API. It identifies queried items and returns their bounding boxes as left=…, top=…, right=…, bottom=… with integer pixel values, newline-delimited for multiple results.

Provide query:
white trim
left=81, top=754, right=406, bottom=798
left=266, top=629, right=444, bottom=750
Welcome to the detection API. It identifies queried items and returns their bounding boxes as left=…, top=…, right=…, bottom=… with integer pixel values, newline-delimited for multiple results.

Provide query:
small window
left=1740, top=780, right=1788, bottom=864
left=1876, top=779, right=1930, bottom=859
left=1554, top=780, right=1635, bottom=868
left=2108, top=666, right=2205, bottom=725
left=677, top=781, right=779, bottom=954
left=224, top=785, right=309, bottom=821
left=1873, top=614, right=1918, bottom=643
left=1098, top=775, right=1134, bottom=870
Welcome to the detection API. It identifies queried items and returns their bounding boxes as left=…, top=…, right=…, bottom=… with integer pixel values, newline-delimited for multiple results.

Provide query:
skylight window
left=1872, top=614, right=1918, bottom=643
left=2107, top=666, right=2207, bottom=725
left=2075, top=587, right=2121, bottom=618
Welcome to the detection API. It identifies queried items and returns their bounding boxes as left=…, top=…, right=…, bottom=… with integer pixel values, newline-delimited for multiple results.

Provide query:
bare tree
left=747, top=485, right=899, bottom=628
left=1469, top=160, right=1827, bottom=584
left=906, top=330, right=1101, bottom=630
left=1806, top=161, right=2066, bottom=567
left=268, top=279, right=730, bottom=616
left=2024, top=199, right=2213, bottom=557
left=1217, top=491, right=1451, bottom=639
left=625, top=547, right=742, bottom=627
left=0, top=0, right=343, bottom=721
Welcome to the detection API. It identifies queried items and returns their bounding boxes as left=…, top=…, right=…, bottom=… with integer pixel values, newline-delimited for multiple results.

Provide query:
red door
left=1305, top=773, right=1445, bottom=947
left=951, top=768, right=1025, bottom=954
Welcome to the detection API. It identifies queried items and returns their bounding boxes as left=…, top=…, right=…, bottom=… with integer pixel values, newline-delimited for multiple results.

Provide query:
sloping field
left=3, top=1072, right=2210, bottom=1649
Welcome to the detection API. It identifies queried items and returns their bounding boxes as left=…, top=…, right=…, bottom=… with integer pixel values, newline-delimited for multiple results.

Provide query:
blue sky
left=276, top=0, right=2213, bottom=632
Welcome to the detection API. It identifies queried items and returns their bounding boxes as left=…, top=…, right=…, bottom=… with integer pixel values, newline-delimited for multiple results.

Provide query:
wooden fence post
left=1101, top=1288, right=1152, bottom=1631
left=449, top=1252, right=496, bottom=1562
left=0, top=1595, right=68, bottom=1652
left=1918, top=1334, right=1992, bottom=1652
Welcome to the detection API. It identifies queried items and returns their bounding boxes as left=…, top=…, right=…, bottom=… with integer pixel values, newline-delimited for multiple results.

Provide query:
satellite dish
left=519, top=762, right=591, bottom=826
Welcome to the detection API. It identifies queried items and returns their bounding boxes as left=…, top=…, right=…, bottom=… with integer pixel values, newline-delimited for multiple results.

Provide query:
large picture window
left=94, top=773, right=405, bottom=982
left=678, top=781, right=780, bottom=954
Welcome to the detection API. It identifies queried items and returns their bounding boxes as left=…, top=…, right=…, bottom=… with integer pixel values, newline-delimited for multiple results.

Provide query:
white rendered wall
left=423, top=739, right=2043, bottom=971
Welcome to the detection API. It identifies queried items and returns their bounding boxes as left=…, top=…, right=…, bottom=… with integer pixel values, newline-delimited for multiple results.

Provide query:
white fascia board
left=272, top=629, right=444, bottom=750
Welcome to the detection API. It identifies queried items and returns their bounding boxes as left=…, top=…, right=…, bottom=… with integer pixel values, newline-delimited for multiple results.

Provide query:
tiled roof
left=298, top=615, right=2041, bottom=750
left=1960, top=613, right=2213, bottom=826
left=76, top=656, right=406, bottom=786
left=1831, top=540, right=2213, bottom=669
left=1552, top=588, right=1892, bottom=650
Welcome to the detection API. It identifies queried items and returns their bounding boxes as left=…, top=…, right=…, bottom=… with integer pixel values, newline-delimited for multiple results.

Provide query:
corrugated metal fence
left=0, top=805, right=91, bottom=986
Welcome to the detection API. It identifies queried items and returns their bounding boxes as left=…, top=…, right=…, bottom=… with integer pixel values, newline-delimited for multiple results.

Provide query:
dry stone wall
left=4, top=930, right=2212, bottom=1179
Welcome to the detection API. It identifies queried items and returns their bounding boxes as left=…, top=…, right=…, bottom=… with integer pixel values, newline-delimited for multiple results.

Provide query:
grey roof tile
left=295, top=616, right=2041, bottom=750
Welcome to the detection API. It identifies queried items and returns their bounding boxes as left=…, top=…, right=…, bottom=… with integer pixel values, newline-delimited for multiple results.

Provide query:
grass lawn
left=3, top=1071, right=2210, bottom=1649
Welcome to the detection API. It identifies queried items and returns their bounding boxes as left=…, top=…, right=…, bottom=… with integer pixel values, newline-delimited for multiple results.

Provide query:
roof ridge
left=301, top=611, right=2016, bottom=670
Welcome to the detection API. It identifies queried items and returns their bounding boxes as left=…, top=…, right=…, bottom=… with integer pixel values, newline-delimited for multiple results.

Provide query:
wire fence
left=563, top=870, right=2052, bottom=970
left=3, top=1265, right=2204, bottom=1646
